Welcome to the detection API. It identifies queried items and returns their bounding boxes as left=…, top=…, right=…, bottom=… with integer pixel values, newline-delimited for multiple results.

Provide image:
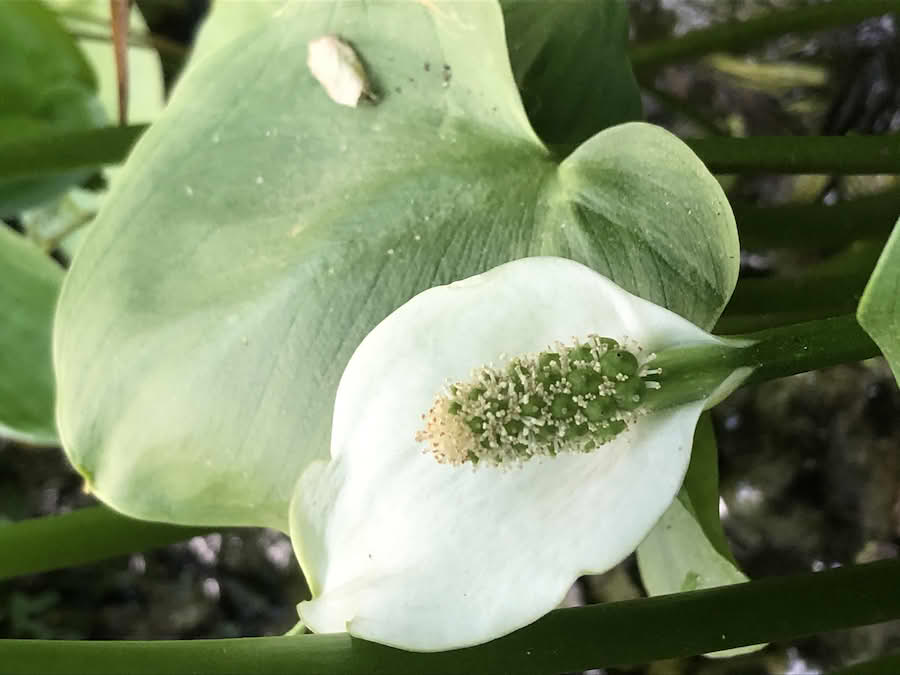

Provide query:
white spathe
left=289, top=256, right=740, bottom=651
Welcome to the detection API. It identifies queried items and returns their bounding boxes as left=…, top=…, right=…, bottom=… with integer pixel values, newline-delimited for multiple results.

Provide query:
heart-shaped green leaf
left=637, top=414, right=741, bottom=579
left=501, top=0, right=642, bottom=146
left=55, top=0, right=737, bottom=530
left=0, top=0, right=105, bottom=215
left=0, top=225, right=63, bottom=445
left=859, top=218, right=900, bottom=384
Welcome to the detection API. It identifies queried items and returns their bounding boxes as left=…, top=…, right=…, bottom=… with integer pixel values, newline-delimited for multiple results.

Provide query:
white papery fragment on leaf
left=289, top=256, right=747, bottom=651
left=307, top=35, right=373, bottom=107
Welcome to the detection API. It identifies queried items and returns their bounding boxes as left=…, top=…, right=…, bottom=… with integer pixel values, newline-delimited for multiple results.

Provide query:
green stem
left=57, top=7, right=188, bottom=60
left=736, top=313, right=880, bottom=384
left=687, top=134, right=900, bottom=174
left=0, top=125, right=147, bottom=182
left=0, top=506, right=210, bottom=581
left=629, top=0, right=900, bottom=73
left=734, top=189, right=900, bottom=249
left=67, top=29, right=188, bottom=61
left=2, top=559, right=899, bottom=674
left=648, top=314, right=880, bottom=409
left=4, top=127, right=898, bottom=181
left=41, top=210, right=96, bottom=254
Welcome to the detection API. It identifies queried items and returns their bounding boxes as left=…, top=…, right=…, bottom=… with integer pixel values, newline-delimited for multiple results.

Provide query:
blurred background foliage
left=1, top=1, right=899, bottom=673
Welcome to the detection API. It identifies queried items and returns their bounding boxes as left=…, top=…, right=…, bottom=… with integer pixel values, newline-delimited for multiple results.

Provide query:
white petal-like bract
left=290, top=256, right=742, bottom=651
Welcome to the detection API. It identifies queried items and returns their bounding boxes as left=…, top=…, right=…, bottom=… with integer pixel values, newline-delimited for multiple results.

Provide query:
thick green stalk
left=736, top=313, right=881, bottom=384
left=687, top=135, right=900, bottom=175
left=630, top=0, right=900, bottom=73
left=5, top=128, right=899, bottom=181
left=0, top=506, right=210, bottom=580
left=0, top=125, right=146, bottom=181
left=2, top=559, right=899, bottom=674
left=734, top=189, right=900, bottom=249
left=648, top=314, right=880, bottom=410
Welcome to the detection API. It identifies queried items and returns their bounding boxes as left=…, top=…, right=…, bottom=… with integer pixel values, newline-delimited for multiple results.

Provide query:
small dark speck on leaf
left=395, top=86, right=402, bottom=94
left=424, top=62, right=431, bottom=71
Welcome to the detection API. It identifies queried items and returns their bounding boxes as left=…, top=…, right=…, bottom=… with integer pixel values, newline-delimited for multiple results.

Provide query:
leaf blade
left=54, top=1, right=738, bottom=528
left=858, top=217, right=900, bottom=383
left=502, top=0, right=642, bottom=146
left=0, top=225, right=63, bottom=445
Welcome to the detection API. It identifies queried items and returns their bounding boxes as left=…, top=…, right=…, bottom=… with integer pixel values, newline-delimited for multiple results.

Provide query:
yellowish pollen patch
left=416, top=398, right=479, bottom=466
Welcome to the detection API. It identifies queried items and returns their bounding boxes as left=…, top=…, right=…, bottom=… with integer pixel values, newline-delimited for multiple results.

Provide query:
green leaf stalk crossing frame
left=3, top=560, right=899, bottom=675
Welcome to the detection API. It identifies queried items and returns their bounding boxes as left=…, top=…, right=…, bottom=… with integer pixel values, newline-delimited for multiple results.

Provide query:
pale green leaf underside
left=679, top=413, right=738, bottom=565
left=638, top=417, right=743, bottom=596
left=0, top=226, right=63, bottom=445
left=858, top=217, right=900, bottom=384
left=637, top=415, right=764, bottom=658
left=55, top=0, right=737, bottom=529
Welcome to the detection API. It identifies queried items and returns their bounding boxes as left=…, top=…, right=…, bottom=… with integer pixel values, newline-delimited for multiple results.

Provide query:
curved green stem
left=630, top=0, right=900, bottom=73
left=0, top=506, right=210, bottom=581
left=2, top=559, right=899, bottom=674
left=688, top=135, right=900, bottom=175
left=735, top=189, right=900, bottom=249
